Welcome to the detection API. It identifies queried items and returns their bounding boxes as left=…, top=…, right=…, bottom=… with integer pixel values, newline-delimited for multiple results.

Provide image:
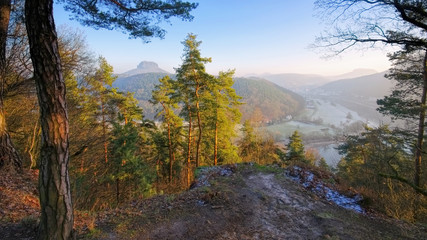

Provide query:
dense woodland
left=1, top=0, right=427, bottom=239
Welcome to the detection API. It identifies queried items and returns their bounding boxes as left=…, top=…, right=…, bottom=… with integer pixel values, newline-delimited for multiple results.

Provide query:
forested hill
left=113, top=72, right=169, bottom=119
left=114, top=73, right=305, bottom=122
left=233, top=77, right=305, bottom=123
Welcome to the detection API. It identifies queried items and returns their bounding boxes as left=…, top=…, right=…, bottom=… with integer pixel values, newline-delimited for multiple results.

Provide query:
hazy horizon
left=53, top=1, right=392, bottom=77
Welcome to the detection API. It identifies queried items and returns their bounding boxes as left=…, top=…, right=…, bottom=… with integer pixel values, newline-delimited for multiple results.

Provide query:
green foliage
left=238, top=120, right=280, bottom=165
left=377, top=50, right=424, bottom=120
left=337, top=125, right=425, bottom=221
left=114, top=73, right=305, bottom=123
left=146, top=34, right=243, bottom=187
left=318, top=157, right=330, bottom=171
left=59, top=0, right=198, bottom=40
left=110, top=120, right=155, bottom=199
left=286, top=131, right=306, bottom=163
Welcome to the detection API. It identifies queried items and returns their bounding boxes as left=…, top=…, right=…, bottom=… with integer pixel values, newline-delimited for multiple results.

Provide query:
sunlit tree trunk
left=163, top=107, right=175, bottom=183
left=187, top=104, right=192, bottom=187
left=195, top=83, right=202, bottom=168
left=25, top=0, right=74, bottom=239
left=0, top=0, right=21, bottom=172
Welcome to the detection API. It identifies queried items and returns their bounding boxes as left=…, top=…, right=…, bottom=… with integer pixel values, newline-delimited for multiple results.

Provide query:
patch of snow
left=286, top=166, right=364, bottom=213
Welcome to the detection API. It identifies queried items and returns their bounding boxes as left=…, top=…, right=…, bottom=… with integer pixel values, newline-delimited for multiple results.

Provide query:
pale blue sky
left=53, top=0, right=390, bottom=76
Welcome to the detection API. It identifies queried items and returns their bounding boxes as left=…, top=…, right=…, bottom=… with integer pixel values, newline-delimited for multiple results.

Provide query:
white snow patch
left=286, top=166, right=364, bottom=213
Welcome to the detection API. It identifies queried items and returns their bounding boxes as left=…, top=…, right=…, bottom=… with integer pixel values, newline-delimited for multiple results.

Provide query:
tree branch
left=379, top=173, right=427, bottom=196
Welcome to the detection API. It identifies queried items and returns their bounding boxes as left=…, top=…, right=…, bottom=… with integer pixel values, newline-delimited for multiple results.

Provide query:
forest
left=1, top=0, right=427, bottom=239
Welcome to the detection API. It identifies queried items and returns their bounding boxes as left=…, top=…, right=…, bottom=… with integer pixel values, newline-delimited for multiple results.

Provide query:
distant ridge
left=318, top=71, right=392, bottom=98
left=328, top=68, right=378, bottom=81
left=261, top=73, right=332, bottom=92
left=119, top=61, right=169, bottom=77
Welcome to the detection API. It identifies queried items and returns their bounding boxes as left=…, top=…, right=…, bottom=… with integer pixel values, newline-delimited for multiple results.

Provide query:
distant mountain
left=114, top=72, right=305, bottom=122
left=260, top=69, right=380, bottom=93
left=328, top=68, right=378, bottom=81
left=261, top=73, right=333, bottom=92
left=317, top=72, right=392, bottom=99
left=315, top=72, right=394, bottom=121
left=118, top=61, right=169, bottom=78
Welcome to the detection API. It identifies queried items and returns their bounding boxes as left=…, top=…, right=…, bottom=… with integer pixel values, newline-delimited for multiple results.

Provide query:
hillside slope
left=234, top=77, right=305, bottom=123
left=1, top=165, right=426, bottom=239
left=89, top=165, right=425, bottom=240
left=317, top=72, right=393, bottom=99
left=114, top=74, right=305, bottom=122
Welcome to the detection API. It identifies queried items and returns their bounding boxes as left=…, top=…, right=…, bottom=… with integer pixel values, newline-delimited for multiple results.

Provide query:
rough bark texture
left=414, top=51, right=427, bottom=188
left=25, top=0, right=74, bottom=239
left=0, top=0, right=22, bottom=172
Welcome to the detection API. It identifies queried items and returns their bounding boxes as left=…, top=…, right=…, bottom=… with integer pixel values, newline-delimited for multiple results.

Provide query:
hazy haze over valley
left=115, top=61, right=394, bottom=167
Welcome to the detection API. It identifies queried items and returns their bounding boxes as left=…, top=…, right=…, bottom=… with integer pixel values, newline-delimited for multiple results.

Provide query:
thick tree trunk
left=0, top=0, right=22, bottom=172
left=25, top=0, right=74, bottom=239
left=414, top=51, right=427, bottom=188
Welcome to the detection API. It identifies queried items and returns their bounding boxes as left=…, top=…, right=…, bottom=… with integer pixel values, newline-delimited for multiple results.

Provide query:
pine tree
left=175, top=34, right=212, bottom=185
left=151, top=75, right=183, bottom=182
left=208, top=70, right=242, bottom=165
left=287, top=130, right=305, bottom=163
left=24, top=1, right=197, bottom=237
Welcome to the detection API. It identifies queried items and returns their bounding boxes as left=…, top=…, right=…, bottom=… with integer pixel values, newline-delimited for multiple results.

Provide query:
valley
left=115, top=62, right=394, bottom=168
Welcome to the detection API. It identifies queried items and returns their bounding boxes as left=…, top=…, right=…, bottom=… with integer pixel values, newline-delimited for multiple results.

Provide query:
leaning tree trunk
left=414, top=50, right=427, bottom=188
left=25, top=0, right=74, bottom=239
left=0, top=0, right=22, bottom=172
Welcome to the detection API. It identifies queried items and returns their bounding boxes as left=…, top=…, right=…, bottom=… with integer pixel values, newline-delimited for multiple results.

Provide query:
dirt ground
left=1, top=164, right=426, bottom=239
left=90, top=164, right=427, bottom=240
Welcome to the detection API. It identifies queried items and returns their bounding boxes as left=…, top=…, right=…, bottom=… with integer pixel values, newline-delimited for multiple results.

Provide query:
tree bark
left=25, top=0, right=74, bottom=239
left=414, top=50, right=427, bottom=188
left=102, top=102, right=108, bottom=163
left=195, top=84, right=202, bottom=167
left=0, top=0, right=22, bottom=172
left=214, top=108, right=218, bottom=166
left=163, top=106, right=175, bottom=183
left=186, top=104, right=192, bottom=187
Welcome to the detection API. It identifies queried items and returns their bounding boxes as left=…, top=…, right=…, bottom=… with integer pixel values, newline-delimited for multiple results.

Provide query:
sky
left=53, top=0, right=391, bottom=77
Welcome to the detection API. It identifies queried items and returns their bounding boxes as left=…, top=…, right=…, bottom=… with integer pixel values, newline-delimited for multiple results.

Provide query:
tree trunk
left=0, top=0, right=22, bottom=172
left=167, top=117, right=175, bottom=183
left=25, top=0, right=74, bottom=239
left=214, top=108, right=218, bottom=166
left=102, top=102, right=108, bottom=163
left=116, top=178, right=120, bottom=205
left=195, top=85, right=202, bottom=167
left=186, top=104, right=192, bottom=187
left=414, top=50, right=427, bottom=188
